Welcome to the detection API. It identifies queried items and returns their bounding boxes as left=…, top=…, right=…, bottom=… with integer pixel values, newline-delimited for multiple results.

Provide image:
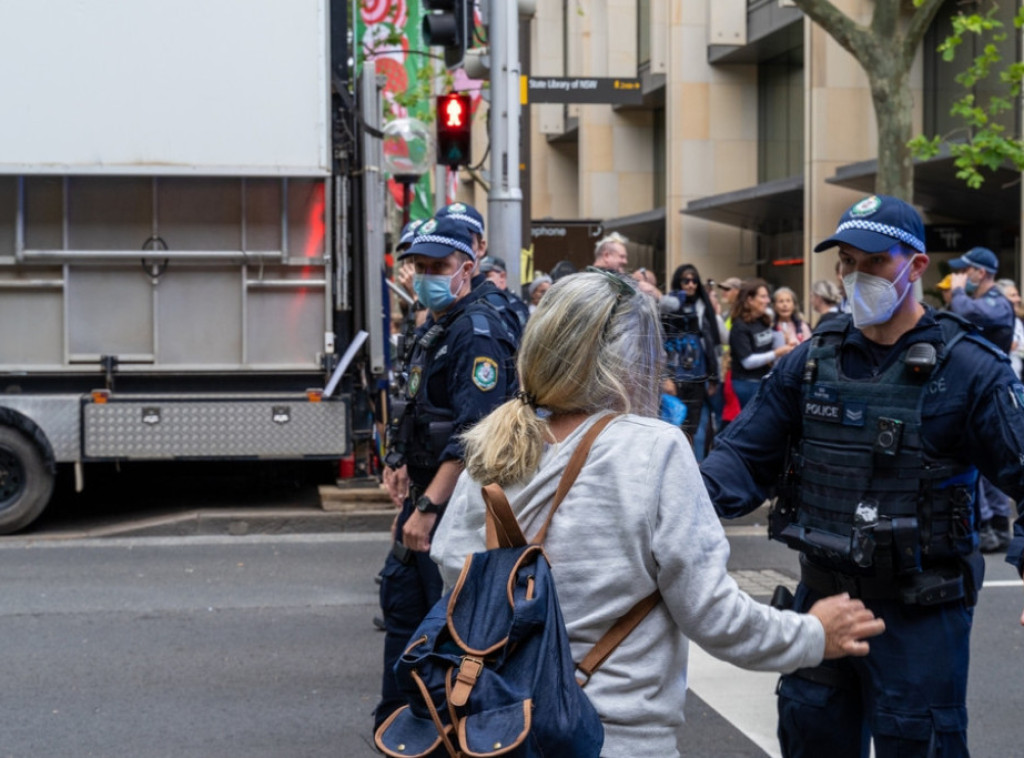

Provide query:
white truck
left=0, top=0, right=389, bottom=532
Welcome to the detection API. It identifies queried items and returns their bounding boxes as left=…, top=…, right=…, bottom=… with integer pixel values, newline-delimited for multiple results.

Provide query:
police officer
left=701, top=194, right=1024, bottom=758
left=478, top=254, right=531, bottom=326
left=948, top=246, right=1015, bottom=350
left=374, top=216, right=518, bottom=731
left=436, top=201, right=526, bottom=340
left=948, top=246, right=1017, bottom=552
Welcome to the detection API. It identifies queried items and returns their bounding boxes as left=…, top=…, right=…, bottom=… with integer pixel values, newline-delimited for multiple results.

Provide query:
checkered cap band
left=413, top=233, right=475, bottom=258
left=444, top=212, right=483, bottom=235
left=835, top=219, right=925, bottom=253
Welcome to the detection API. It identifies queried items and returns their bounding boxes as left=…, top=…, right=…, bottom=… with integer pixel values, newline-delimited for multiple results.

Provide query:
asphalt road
left=0, top=526, right=1020, bottom=757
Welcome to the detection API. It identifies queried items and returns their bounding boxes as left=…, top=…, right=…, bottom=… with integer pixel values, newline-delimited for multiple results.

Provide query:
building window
left=653, top=107, right=665, bottom=207
left=638, top=0, right=651, bottom=67
left=924, top=1, right=1021, bottom=142
left=758, top=46, right=804, bottom=183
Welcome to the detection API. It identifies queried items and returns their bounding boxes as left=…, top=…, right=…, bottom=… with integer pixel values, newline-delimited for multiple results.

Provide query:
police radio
left=904, top=342, right=937, bottom=376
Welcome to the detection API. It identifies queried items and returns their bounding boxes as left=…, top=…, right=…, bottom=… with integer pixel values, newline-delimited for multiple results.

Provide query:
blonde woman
left=430, top=271, right=884, bottom=758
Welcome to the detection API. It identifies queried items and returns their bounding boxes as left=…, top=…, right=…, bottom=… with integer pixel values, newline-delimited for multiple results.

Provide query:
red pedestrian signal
left=436, top=93, right=472, bottom=167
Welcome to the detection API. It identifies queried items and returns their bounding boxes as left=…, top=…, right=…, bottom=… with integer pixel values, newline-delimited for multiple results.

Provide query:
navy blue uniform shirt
left=406, top=283, right=517, bottom=480
left=700, top=308, right=1024, bottom=576
left=950, top=285, right=1015, bottom=352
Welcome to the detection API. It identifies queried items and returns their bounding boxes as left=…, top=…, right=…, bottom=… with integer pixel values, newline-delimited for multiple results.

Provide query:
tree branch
left=902, top=0, right=946, bottom=70
left=791, top=0, right=876, bottom=65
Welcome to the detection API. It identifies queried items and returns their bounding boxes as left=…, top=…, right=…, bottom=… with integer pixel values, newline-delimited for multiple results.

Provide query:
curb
left=25, top=484, right=397, bottom=540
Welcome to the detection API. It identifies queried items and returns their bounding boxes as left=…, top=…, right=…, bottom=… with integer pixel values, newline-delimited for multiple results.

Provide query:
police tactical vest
left=387, top=297, right=515, bottom=482
left=772, top=315, right=977, bottom=581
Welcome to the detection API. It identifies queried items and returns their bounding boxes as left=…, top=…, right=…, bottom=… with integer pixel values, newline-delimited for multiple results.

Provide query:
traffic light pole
left=487, top=0, right=522, bottom=292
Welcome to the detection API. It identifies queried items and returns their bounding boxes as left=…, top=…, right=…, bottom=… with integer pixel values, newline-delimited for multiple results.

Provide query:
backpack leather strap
left=576, top=589, right=662, bottom=686
left=482, top=484, right=527, bottom=549
left=533, top=413, right=617, bottom=545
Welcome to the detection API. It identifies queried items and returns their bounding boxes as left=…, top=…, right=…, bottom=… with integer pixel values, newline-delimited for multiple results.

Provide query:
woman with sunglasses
left=660, top=264, right=722, bottom=460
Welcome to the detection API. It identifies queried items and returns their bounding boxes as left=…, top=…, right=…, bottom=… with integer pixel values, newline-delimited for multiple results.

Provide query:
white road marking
left=687, top=645, right=782, bottom=758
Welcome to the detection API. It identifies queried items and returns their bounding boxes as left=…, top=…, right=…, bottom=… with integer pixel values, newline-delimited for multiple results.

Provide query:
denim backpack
left=374, top=414, right=660, bottom=758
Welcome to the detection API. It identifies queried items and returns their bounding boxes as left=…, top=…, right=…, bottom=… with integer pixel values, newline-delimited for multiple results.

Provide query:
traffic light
left=436, top=93, right=472, bottom=167
left=422, top=0, right=470, bottom=71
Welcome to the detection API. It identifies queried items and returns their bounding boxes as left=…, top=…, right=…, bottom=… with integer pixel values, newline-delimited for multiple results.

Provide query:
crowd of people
left=373, top=194, right=1024, bottom=758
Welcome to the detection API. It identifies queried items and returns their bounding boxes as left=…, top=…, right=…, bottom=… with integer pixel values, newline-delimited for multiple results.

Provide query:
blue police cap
left=400, top=216, right=476, bottom=261
left=436, top=202, right=484, bottom=237
left=397, top=219, right=425, bottom=249
left=813, top=194, right=925, bottom=255
left=948, top=246, right=998, bottom=274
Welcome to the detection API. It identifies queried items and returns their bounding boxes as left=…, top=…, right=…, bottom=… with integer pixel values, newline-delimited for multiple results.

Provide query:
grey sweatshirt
left=431, top=413, right=824, bottom=758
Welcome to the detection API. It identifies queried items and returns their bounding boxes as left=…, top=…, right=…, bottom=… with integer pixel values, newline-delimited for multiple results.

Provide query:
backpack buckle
left=450, top=655, right=484, bottom=707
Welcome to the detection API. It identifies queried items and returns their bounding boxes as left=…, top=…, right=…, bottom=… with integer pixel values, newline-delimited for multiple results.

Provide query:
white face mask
left=843, top=255, right=916, bottom=328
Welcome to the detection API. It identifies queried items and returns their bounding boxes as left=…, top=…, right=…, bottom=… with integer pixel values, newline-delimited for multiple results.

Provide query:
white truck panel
left=0, top=0, right=329, bottom=176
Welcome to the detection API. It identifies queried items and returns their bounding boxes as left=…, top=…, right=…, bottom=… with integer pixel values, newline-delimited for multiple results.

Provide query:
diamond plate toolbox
left=83, top=396, right=350, bottom=459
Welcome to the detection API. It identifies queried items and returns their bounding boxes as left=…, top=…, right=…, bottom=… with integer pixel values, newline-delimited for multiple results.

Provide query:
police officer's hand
left=773, top=343, right=795, bottom=360
left=950, top=272, right=969, bottom=291
left=403, top=510, right=436, bottom=553
left=808, top=593, right=886, bottom=659
left=383, top=465, right=409, bottom=508
left=397, top=260, right=416, bottom=300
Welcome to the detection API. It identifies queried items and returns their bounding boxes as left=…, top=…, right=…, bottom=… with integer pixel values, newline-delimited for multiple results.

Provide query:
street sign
left=520, top=76, right=643, bottom=105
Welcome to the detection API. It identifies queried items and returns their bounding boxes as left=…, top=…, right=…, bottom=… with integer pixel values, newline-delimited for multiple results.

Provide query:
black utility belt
left=800, top=556, right=965, bottom=606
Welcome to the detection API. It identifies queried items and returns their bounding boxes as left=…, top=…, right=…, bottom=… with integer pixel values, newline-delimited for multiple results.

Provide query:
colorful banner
left=356, top=0, right=433, bottom=221
left=355, top=1, right=485, bottom=221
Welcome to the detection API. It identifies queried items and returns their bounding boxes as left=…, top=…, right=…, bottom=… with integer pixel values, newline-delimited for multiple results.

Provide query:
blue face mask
left=965, top=277, right=980, bottom=295
left=413, top=266, right=466, bottom=312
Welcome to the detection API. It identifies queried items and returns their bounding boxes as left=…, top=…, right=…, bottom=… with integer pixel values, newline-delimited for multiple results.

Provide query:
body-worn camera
left=874, top=417, right=904, bottom=456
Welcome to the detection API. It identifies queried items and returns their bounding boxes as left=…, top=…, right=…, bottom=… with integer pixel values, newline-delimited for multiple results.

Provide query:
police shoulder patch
left=1012, top=383, right=1024, bottom=411
left=472, top=356, right=499, bottom=391
left=408, top=366, right=422, bottom=397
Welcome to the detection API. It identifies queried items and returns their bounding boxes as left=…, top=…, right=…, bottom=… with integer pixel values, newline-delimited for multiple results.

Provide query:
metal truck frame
left=0, top=0, right=388, bottom=532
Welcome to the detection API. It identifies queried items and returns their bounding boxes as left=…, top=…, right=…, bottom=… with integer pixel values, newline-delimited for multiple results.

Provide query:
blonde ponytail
left=462, top=397, right=550, bottom=486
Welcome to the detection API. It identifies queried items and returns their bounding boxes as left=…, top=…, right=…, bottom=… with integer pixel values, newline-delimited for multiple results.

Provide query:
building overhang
left=827, top=155, right=1021, bottom=224
left=601, top=206, right=666, bottom=247
left=681, top=175, right=803, bottom=234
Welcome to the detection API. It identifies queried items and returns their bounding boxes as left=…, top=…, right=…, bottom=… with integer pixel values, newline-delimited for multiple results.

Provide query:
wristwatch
left=414, top=494, right=443, bottom=515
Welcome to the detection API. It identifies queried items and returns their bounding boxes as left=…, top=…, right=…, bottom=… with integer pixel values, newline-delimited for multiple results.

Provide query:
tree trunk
left=869, top=69, right=915, bottom=201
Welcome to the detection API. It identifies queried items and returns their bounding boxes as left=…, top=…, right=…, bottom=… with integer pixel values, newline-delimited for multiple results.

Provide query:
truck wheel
left=0, top=427, right=55, bottom=533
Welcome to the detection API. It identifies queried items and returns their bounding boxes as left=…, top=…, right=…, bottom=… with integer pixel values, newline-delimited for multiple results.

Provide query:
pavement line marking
left=687, top=644, right=781, bottom=758
left=723, top=525, right=772, bottom=537
left=983, top=580, right=1022, bottom=588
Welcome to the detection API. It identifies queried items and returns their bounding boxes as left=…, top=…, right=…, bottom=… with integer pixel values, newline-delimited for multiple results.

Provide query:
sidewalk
left=23, top=480, right=396, bottom=540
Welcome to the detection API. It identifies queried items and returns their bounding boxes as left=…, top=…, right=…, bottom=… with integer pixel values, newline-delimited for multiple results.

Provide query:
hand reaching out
left=808, top=593, right=886, bottom=659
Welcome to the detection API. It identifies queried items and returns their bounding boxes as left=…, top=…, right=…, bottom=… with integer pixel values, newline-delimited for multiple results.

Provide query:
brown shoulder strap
left=532, top=413, right=617, bottom=545
left=481, top=483, right=527, bottom=549
left=576, top=590, right=662, bottom=686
